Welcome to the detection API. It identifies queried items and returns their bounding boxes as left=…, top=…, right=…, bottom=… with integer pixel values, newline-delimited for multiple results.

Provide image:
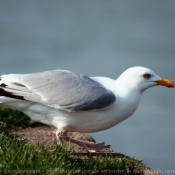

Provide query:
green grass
left=0, top=107, right=147, bottom=175
left=0, top=107, right=32, bottom=133
left=0, top=134, right=142, bottom=175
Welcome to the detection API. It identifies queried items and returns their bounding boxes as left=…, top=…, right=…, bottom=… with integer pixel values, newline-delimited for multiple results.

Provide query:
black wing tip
left=0, top=83, right=7, bottom=87
left=0, top=87, right=25, bottom=100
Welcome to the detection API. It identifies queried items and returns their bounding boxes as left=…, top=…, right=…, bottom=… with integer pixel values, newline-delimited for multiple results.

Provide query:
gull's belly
left=63, top=112, right=123, bottom=133
left=22, top=100, right=139, bottom=133
left=52, top=102, right=137, bottom=133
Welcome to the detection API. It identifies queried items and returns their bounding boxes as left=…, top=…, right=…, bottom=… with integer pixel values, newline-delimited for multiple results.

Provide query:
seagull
left=0, top=67, right=174, bottom=151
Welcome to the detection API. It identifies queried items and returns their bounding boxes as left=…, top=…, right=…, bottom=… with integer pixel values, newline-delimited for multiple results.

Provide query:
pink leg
left=56, top=129, right=111, bottom=152
left=56, top=129, right=65, bottom=144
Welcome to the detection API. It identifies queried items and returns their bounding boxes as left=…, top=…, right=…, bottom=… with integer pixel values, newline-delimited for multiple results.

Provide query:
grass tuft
left=0, top=107, right=31, bottom=133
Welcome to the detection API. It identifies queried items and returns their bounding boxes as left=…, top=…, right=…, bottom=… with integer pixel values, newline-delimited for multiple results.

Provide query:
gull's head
left=117, top=67, right=174, bottom=92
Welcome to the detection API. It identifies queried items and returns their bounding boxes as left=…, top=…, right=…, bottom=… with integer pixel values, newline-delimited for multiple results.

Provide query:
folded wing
left=0, top=70, right=116, bottom=112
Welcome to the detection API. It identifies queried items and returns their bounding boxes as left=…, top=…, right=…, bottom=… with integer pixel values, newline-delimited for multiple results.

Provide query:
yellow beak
left=155, top=78, right=175, bottom=88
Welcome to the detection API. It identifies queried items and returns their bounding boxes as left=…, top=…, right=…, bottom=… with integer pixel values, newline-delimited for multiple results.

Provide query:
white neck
left=113, top=79, right=142, bottom=118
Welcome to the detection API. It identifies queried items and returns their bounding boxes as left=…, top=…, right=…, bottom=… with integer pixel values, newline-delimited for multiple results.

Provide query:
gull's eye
left=143, top=73, right=151, bottom=79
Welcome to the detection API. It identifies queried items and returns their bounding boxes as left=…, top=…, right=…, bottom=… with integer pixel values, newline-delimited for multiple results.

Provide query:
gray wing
left=0, top=70, right=116, bottom=112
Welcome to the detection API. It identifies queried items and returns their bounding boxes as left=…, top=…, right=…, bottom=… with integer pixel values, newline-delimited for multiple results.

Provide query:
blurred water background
left=0, top=0, right=175, bottom=173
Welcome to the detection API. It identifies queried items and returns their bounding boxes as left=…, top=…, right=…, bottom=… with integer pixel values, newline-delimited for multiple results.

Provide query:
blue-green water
left=0, top=0, right=175, bottom=173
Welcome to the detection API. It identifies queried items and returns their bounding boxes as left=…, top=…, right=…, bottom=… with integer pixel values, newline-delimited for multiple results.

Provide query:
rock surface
left=16, top=123, right=161, bottom=175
